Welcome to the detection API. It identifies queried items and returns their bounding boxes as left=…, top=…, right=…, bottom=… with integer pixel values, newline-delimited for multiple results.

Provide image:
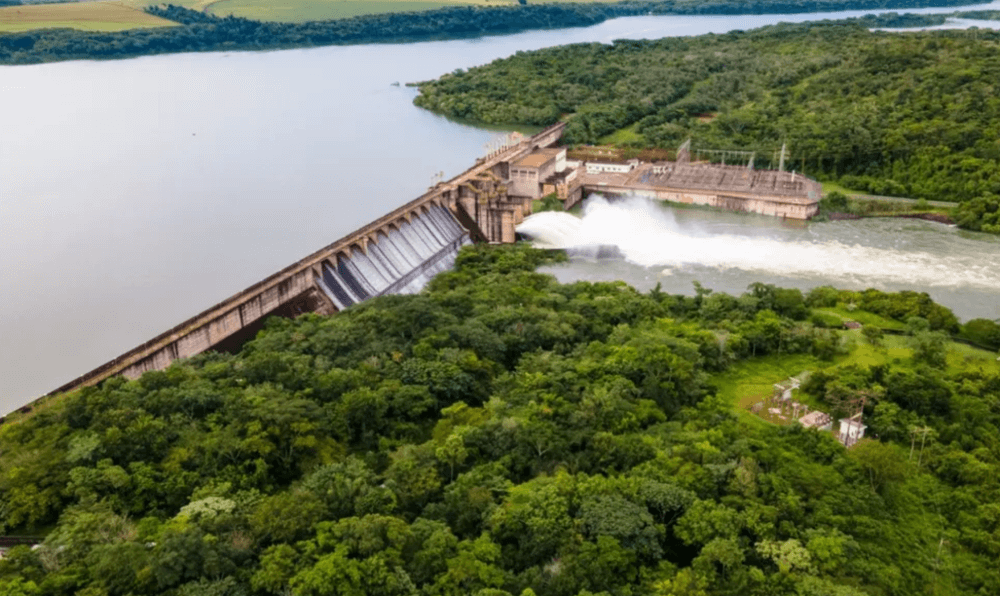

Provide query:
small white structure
left=773, top=377, right=801, bottom=401
left=586, top=159, right=638, bottom=175
left=839, top=417, right=866, bottom=448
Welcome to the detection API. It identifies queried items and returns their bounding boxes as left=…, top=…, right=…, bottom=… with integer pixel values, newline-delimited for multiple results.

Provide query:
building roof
left=516, top=148, right=562, bottom=168
left=516, top=154, right=555, bottom=168
left=648, top=162, right=821, bottom=201
left=799, top=411, right=830, bottom=429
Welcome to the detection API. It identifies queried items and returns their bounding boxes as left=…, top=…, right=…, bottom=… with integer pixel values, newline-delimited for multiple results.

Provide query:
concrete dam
left=44, top=123, right=567, bottom=399
left=38, top=123, right=821, bottom=403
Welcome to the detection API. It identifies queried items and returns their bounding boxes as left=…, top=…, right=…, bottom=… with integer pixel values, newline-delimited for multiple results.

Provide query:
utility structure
left=565, top=138, right=820, bottom=219
left=830, top=387, right=879, bottom=448
left=839, top=414, right=867, bottom=448
left=909, top=426, right=933, bottom=467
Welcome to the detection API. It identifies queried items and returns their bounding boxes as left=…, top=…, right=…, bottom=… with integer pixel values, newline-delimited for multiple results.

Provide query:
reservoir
left=2, top=3, right=1000, bottom=415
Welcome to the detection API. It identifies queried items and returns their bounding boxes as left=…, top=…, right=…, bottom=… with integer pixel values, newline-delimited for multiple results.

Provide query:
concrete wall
left=586, top=185, right=818, bottom=219
left=115, top=268, right=317, bottom=380
left=587, top=162, right=633, bottom=174
left=509, top=168, right=540, bottom=198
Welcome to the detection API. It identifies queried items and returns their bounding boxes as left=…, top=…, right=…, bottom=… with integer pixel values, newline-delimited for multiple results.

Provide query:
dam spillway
left=317, top=204, right=471, bottom=309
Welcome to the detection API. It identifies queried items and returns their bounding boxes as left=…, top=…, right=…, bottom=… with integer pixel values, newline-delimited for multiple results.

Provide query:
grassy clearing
left=598, top=123, right=644, bottom=146
left=812, top=306, right=906, bottom=330
left=710, top=352, right=821, bottom=409
left=0, top=1, right=177, bottom=32
left=714, top=326, right=999, bottom=429
left=820, top=180, right=865, bottom=196
left=946, top=341, right=1000, bottom=374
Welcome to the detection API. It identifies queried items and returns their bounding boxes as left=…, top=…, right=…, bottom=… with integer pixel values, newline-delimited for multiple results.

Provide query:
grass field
left=0, top=1, right=177, bottom=32
left=711, top=352, right=820, bottom=409
left=812, top=306, right=907, bottom=330
left=202, top=0, right=467, bottom=21
left=598, top=123, right=644, bottom=145
left=200, top=0, right=626, bottom=22
left=711, top=326, right=999, bottom=428
left=1, top=0, right=623, bottom=31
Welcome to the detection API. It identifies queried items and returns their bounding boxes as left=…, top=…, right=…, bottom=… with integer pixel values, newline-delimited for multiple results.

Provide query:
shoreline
left=827, top=211, right=955, bottom=225
left=1, top=0, right=991, bottom=65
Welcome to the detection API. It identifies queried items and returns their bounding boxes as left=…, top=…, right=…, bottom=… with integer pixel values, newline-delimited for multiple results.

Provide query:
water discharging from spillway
left=316, top=204, right=472, bottom=310
left=517, top=196, right=1000, bottom=320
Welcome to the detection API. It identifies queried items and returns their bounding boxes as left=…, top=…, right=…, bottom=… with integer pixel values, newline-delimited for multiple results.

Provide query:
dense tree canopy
left=415, top=21, right=1000, bottom=231
left=2, top=244, right=999, bottom=595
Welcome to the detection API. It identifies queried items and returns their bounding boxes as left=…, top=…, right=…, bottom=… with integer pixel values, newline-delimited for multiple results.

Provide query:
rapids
left=517, top=196, right=1000, bottom=320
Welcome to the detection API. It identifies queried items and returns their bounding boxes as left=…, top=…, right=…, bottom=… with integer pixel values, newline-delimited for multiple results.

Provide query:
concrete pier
left=565, top=159, right=821, bottom=219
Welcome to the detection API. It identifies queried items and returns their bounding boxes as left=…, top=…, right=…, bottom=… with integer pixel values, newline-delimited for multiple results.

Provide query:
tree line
left=0, top=0, right=982, bottom=66
left=2, top=244, right=999, bottom=595
left=415, top=20, right=1000, bottom=232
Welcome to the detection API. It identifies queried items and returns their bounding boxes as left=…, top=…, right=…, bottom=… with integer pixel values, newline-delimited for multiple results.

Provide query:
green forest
left=413, top=21, right=1000, bottom=231
left=2, top=244, right=1000, bottom=596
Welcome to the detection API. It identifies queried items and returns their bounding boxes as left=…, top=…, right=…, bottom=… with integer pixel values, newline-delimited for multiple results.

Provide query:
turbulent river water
left=2, top=4, right=1000, bottom=415
left=518, top=197, right=1000, bottom=322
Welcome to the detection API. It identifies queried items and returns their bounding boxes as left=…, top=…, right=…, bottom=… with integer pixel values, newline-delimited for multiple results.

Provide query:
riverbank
left=827, top=211, right=955, bottom=224
left=0, top=0, right=989, bottom=64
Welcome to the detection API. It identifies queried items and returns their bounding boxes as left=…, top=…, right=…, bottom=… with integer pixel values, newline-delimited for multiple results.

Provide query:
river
left=2, top=3, right=1000, bottom=415
left=519, top=196, right=1000, bottom=322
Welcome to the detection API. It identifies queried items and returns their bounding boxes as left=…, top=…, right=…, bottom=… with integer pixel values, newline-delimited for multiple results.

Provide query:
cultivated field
left=208, top=0, right=627, bottom=21
left=0, top=1, right=178, bottom=32
left=202, top=0, right=482, bottom=21
left=2, top=0, right=622, bottom=31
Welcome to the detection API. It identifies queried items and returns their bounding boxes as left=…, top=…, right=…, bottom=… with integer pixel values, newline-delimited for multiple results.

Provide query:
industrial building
left=507, top=140, right=822, bottom=220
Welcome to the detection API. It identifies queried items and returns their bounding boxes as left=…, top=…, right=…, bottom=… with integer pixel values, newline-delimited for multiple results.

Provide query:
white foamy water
left=517, top=196, right=1000, bottom=293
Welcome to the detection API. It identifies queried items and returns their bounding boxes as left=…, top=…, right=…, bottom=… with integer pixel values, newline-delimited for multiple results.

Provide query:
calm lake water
left=3, top=3, right=1000, bottom=415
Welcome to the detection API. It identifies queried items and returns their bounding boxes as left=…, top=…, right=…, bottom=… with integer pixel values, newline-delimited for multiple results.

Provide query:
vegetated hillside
left=0, top=0, right=980, bottom=62
left=414, top=21, right=1000, bottom=229
left=2, top=244, right=999, bottom=595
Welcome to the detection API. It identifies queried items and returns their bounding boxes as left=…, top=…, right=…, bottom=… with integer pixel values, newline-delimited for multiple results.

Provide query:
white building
left=839, top=417, right=867, bottom=448
left=586, top=159, right=639, bottom=175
